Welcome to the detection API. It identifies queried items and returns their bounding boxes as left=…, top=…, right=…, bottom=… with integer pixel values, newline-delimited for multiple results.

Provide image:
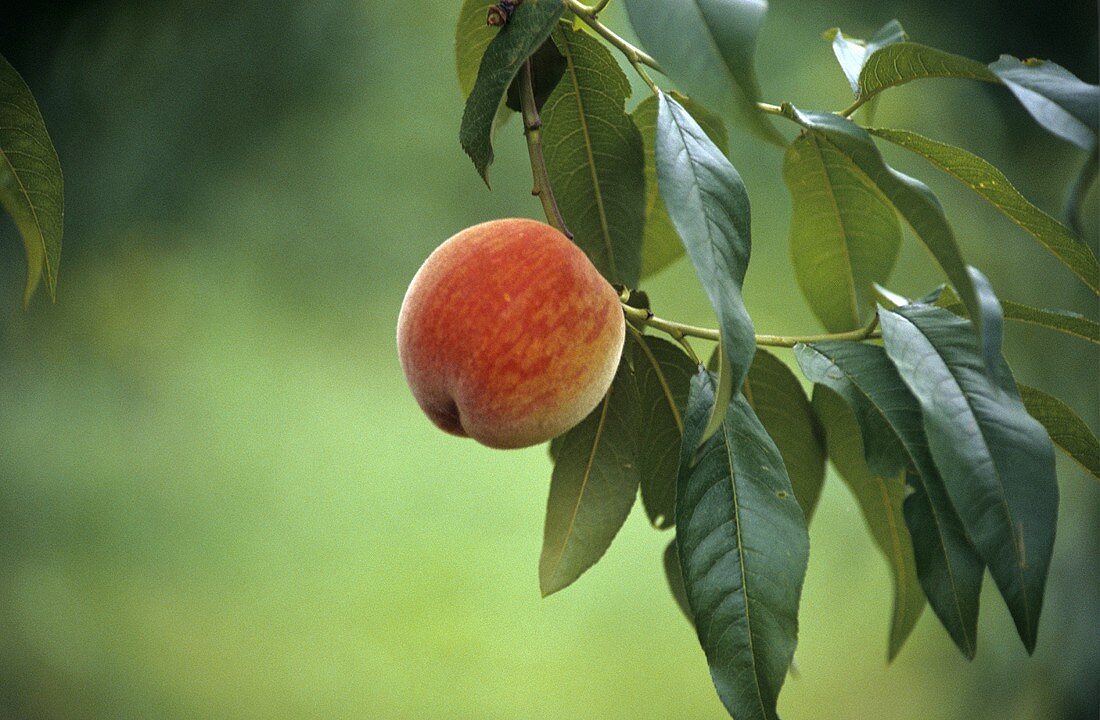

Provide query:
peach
left=397, top=218, right=626, bottom=449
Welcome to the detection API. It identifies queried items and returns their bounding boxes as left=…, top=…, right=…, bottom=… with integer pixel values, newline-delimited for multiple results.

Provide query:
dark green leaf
left=880, top=304, right=1058, bottom=653
left=663, top=538, right=693, bottom=625
left=1019, top=384, right=1100, bottom=480
left=870, top=127, right=1100, bottom=293
left=677, top=369, right=808, bottom=720
left=459, top=0, right=564, bottom=183
left=826, top=20, right=908, bottom=95
left=989, top=56, right=1099, bottom=150
left=455, top=0, right=498, bottom=97
left=631, top=333, right=698, bottom=528
left=656, top=92, right=756, bottom=438
left=504, top=37, right=566, bottom=112
left=783, top=107, right=982, bottom=337
left=541, top=25, right=645, bottom=286
left=783, top=130, right=902, bottom=331
left=0, top=53, right=63, bottom=304
left=813, top=386, right=925, bottom=660
left=745, top=349, right=827, bottom=521
left=855, top=42, right=999, bottom=106
left=633, top=93, right=729, bottom=278
left=795, top=341, right=983, bottom=659
left=966, top=266, right=1006, bottom=382
left=540, top=364, right=639, bottom=596
left=623, top=0, right=784, bottom=145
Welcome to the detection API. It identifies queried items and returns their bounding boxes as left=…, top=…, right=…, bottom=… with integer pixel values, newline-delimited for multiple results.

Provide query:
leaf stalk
left=519, top=59, right=573, bottom=238
left=621, top=301, right=882, bottom=348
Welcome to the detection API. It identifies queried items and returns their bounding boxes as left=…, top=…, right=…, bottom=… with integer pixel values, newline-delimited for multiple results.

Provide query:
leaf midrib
left=803, top=132, right=861, bottom=326
left=719, top=418, right=768, bottom=717
left=558, top=31, right=619, bottom=282
left=544, top=390, right=613, bottom=583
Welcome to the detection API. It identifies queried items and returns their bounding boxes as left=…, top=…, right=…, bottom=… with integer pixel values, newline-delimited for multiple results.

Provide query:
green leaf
left=855, top=42, right=999, bottom=106
left=796, top=341, right=983, bottom=659
left=936, top=286, right=1099, bottom=345
left=633, top=93, right=729, bottom=278
left=459, top=0, right=564, bottom=184
left=540, top=25, right=645, bottom=287
left=656, top=92, right=756, bottom=438
left=870, top=127, right=1100, bottom=293
left=880, top=304, right=1058, bottom=653
left=989, top=56, right=1099, bottom=151
left=0, top=53, right=63, bottom=305
left=997, top=303, right=1100, bottom=344
left=1018, top=384, right=1100, bottom=480
left=677, top=369, right=808, bottom=720
left=1066, top=150, right=1097, bottom=238
left=623, top=0, right=784, bottom=145
left=813, top=386, right=925, bottom=661
left=702, top=341, right=736, bottom=445
left=504, top=36, right=566, bottom=112
left=455, top=0, right=498, bottom=97
left=783, top=130, right=902, bottom=331
left=783, top=107, right=982, bottom=338
left=745, top=349, right=827, bottom=521
left=540, top=363, right=640, bottom=596
left=630, top=332, right=698, bottom=528
left=663, top=538, right=693, bottom=625
left=966, top=266, right=1006, bottom=382
left=826, top=20, right=908, bottom=95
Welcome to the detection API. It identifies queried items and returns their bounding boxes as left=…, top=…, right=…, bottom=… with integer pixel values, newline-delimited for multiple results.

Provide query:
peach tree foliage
left=0, top=52, right=63, bottom=306
left=452, top=1, right=1098, bottom=717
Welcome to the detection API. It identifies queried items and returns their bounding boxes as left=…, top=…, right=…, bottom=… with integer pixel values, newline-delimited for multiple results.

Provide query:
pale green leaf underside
left=990, top=56, right=1099, bottom=150
left=783, top=106, right=981, bottom=338
left=455, top=0, right=498, bottom=97
left=0, top=52, right=63, bottom=304
left=1018, top=384, right=1100, bottom=480
left=814, top=386, right=925, bottom=660
left=633, top=92, right=728, bottom=279
left=541, top=25, right=645, bottom=287
left=871, top=127, right=1100, bottom=293
left=784, top=131, right=902, bottom=332
left=826, top=20, right=908, bottom=96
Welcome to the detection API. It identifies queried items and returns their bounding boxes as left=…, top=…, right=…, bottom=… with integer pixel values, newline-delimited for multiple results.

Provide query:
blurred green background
left=0, top=1, right=1097, bottom=718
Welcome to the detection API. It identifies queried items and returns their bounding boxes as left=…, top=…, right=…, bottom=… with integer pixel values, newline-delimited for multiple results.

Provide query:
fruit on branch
left=397, top=218, right=626, bottom=449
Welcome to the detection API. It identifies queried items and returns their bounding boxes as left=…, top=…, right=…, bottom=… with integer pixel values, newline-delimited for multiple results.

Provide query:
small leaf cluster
left=454, top=2, right=1097, bottom=717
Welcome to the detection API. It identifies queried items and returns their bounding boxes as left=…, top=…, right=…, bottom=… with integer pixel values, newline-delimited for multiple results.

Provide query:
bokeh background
left=0, top=1, right=1097, bottom=718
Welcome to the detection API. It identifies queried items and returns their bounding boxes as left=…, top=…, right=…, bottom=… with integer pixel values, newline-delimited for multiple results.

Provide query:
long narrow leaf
left=677, top=369, right=808, bottom=720
left=880, top=304, right=1058, bottom=653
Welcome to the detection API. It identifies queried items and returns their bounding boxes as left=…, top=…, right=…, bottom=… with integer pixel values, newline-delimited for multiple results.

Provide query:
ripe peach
left=397, top=218, right=626, bottom=449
